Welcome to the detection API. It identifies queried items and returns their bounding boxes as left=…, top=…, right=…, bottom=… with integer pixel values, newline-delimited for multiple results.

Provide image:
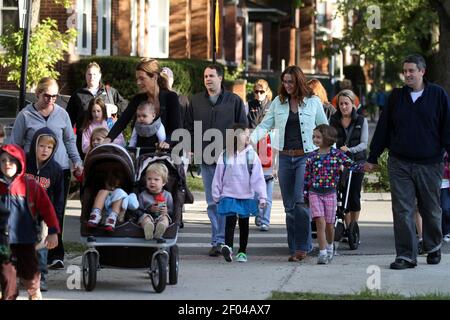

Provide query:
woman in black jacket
left=247, top=79, right=272, bottom=129
left=105, top=58, right=181, bottom=148
left=329, top=89, right=368, bottom=231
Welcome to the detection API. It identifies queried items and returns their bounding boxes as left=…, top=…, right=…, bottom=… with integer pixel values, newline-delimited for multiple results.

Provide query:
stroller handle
left=126, top=146, right=172, bottom=158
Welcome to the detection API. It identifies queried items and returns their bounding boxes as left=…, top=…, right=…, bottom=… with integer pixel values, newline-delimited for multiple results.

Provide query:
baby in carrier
left=87, top=171, right=139, bottom=232
left=135, top=162, right=174, bottom=240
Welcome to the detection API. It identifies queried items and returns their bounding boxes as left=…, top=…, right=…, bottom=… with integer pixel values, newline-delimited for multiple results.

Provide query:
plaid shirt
left=304, top=148, right=363, bottom=201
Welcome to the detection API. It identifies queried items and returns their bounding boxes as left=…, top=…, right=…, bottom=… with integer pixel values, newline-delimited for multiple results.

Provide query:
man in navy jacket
left=365, top=54, right=450, bottom=269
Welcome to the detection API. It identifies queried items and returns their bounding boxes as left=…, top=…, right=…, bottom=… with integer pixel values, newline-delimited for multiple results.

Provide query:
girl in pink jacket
left=212, top=124, right=267, bottom=263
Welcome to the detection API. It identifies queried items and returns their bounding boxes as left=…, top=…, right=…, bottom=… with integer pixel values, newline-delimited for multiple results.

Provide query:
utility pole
left=18, top=0, right=32, bottom=111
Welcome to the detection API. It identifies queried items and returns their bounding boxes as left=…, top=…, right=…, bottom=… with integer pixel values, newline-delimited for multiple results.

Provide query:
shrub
left=363, top=150, right=390, bottom=192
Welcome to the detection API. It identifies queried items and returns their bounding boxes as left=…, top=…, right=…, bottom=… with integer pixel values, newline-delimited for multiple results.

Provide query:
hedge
left=68, top=57, right=216, bottom=100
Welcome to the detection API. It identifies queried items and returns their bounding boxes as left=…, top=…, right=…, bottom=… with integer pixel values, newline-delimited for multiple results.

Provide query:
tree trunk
left=428, top=0, right=450, bottom=94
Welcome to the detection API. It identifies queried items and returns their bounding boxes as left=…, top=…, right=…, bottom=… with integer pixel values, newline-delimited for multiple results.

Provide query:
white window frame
left=0, top=0, right=19, bottom=52
left=96, top=0, right=111, bottom=56
left=76, top=0, right=92, bottom=56
left=130, top=0, right=137, bottom=56
left=147, top=0, right=169, bottom=58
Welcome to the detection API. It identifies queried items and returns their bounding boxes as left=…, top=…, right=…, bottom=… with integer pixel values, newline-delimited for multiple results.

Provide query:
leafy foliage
left=322, top=0, right=438, bottom=85
left=0, top=18, right=76, bottom=90
left=363, top=150, right=390, bottom=192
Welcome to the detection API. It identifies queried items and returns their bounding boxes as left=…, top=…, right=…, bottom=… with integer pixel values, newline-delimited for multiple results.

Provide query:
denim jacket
left=250, top=95, right=328, bottom=153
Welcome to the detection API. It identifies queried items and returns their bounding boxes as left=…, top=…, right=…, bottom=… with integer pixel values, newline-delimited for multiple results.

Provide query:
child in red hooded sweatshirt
left=0, top=144, right=60, bottom=300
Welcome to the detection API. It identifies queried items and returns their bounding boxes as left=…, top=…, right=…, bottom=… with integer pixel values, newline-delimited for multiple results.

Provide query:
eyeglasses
left=254, top=90, right=266, bottom=94
left=42, top=93, right=58, bottom=100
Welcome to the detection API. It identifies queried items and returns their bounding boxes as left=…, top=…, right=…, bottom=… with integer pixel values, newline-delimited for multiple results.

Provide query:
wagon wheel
left=82, top=251, right=97, bottom=291
left=150, top=253, right=167, bottom=293
left=169, top=245, right=179, bottom=285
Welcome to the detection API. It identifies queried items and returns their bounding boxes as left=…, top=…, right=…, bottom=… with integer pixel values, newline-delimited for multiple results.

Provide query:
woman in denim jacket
left=250, top=66, right=328, bottom=262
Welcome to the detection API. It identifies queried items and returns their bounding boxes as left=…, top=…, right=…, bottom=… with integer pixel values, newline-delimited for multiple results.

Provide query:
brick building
left=0, top=0, right=341, bottom=95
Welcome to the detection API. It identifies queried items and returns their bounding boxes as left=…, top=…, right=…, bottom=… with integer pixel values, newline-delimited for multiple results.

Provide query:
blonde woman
left=329, top=89, right=368, bottom=236
left=9, top=77, right=83, bottom=269
left=247, top=79, right=273, bottom=129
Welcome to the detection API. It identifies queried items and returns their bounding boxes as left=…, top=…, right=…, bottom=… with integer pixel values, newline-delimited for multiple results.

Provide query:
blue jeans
left=258, top=176, right=274, bottom=226
left=442, top=188, right=450, bottom=236
left=278, top=154, right=312, bottom=255
left=37, top=248, right=48, bottom=276
left=201, top=164, right=225, bottom=246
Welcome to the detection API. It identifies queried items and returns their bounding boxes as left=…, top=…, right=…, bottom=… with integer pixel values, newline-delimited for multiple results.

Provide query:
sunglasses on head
left=254, top=90, right=265, bottom=94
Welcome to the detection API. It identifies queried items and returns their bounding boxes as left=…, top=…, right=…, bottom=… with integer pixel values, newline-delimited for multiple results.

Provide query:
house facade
left=0, top=0, right=346, bottom=95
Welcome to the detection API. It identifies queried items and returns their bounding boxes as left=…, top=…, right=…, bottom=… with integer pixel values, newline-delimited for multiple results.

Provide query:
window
left=76, top=0, right=92, bottom=55
left=0, top=0, right=19, bottom=40
left=131, top=0, right=169, bottom=58
left=96, top=0, right=111, bottom=55
left=147, top=0, right=169, bottom=58
left=247, top=22, right=256, bottom=66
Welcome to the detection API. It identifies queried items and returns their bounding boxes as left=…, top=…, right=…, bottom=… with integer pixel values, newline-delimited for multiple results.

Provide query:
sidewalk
left=47, top=198, right=450, bottom=300
left=38, top=254, right=450, bottom=300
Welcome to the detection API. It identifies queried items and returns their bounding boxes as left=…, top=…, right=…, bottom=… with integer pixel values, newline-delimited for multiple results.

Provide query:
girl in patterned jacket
left=304, top=124, right=362, bottom=265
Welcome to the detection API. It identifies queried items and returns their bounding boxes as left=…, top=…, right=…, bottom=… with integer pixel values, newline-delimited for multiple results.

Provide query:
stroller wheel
left=348, top=221, right=360, bottom=250
left=169, top=245, right=179, bottom=285
left=150, top=253, right=167, bottom=293
left=82, top=251, right=98, bottom=291
left=334, top=221, right=345, bottom=242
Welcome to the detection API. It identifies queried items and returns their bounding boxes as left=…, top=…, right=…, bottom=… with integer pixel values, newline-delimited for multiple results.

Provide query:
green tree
left=0, top=0, right=76, bottom=91
left=323, top=0, right=450, bottom=92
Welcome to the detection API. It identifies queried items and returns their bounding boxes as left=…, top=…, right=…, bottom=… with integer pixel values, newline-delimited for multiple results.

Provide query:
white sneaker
left=326, top=248, right=334, bottom=262
left=443, top=234, right=450, bottom=243
left=103, top=212, right=118, bottom=232
left=143, top=221, right=155, bottom=240
left=317, top=253, right=329, bottom=265
left=87, top=209, right=102, bottom=228
left=154, top=223, right=166, bottom=239
left=260, top=224, right=269, bottom=232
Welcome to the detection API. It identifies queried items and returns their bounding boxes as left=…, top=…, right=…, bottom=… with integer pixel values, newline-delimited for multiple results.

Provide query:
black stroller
left=80, top=144, right=192, bottom=293
left=333, top=168, right=360, bottom=250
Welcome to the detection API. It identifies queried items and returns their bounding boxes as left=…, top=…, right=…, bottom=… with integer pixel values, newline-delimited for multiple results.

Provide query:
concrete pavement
left=25, top=196, right=450, bottom=300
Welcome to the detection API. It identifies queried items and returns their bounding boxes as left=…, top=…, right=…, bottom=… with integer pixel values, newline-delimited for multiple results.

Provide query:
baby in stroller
left=87, top=170, right=139, bottom=232
left=135, top=162, right=174, bottom=240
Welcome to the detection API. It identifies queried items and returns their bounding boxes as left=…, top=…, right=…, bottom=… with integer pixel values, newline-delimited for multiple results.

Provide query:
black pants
left=48, top=169, right=71, bottom=263
left=225, top=216, right=249, bottom=254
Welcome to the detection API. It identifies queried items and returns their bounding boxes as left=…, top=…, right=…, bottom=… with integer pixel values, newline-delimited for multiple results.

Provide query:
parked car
left=0, top=89, right=70, bottom=139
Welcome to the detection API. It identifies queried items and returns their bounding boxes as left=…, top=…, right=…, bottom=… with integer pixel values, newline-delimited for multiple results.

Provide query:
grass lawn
left=270, top=290, right=450, bottom=300
left=64, top=241, right=88, bottom=255
left=186, top=175, right=204, bottom=192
